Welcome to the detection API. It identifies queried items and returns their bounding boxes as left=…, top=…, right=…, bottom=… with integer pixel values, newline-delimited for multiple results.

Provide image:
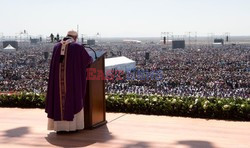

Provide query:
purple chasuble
left=45, top=41, right=92, bottom=121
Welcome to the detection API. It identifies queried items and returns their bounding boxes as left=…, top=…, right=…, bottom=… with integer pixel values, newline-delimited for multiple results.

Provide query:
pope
left=45, top=30, right=92, bottom=132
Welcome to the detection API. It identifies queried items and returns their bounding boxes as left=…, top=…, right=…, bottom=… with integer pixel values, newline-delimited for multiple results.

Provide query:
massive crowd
left=0, top=41, right=249, bottom=98
left=0, top=43, right=52, bottom=93
left=104, top=43, right=250, bottom=98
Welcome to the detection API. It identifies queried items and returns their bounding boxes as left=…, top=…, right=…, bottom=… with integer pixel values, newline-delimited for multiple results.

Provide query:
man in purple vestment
left=45, top=30, right=92, bottom=132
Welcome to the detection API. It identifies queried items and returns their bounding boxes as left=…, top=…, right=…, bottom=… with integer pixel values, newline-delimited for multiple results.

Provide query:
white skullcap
left=67, top=30, right=78, bottom=37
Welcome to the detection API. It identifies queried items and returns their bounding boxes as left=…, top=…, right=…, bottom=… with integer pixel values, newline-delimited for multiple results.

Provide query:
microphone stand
left=82, top=44, right=97, bottom=60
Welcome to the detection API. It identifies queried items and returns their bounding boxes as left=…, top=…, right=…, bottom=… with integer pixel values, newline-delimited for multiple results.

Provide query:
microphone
left=82, top=44, right=97, bottom=60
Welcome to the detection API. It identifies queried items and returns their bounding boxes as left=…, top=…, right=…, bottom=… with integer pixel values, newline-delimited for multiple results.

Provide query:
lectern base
left=87, top=120, right=107, bottom=129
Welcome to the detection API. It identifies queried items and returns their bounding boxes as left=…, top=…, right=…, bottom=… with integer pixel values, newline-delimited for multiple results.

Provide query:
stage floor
left=0, top=108, right=250, bottom=148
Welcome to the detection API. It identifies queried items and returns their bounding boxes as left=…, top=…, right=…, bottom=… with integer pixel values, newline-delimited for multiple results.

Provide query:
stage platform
left=0, top=108, right=250, bottom=148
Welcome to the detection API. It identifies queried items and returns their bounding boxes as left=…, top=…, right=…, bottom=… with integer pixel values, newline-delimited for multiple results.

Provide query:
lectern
left=84, top=50, right=107, bottom=129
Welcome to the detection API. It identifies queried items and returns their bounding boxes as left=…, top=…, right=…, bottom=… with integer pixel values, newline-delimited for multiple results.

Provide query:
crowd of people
left=0, top=43, right=52, bottom=93
left=0, top=41, right=249, bottom=98
left=104, top=42, right=250, bottom=98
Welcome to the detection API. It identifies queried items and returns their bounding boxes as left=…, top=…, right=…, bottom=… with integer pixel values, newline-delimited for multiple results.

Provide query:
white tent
left=213, top=43, right=223, bottom=48
left=123, top=40, right=141, bottom=44
left=2, top=44, right=16, bottom=52
left=105, top=56, right=136, bottom=72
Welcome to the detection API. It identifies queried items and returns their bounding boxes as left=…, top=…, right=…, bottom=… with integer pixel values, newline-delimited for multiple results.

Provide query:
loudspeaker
left=145, top=52, right=150, bottom=60
left=81, top=37, right=84, bottom=44
left=44, top=52, right=49, bottom=60
left=87, top=40, right=96, bottom=45
left=172, top=40, right=185, bottom=49
left=163, top=36, right=166, bottom=44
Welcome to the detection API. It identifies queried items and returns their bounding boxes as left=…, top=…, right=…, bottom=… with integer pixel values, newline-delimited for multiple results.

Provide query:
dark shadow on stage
left=3, top=127, right=30, bottom=138
left=123, top=141, right=150, bottom=148
left=177, top=140, right=215, bottom=148
left=45, top=125, right=114, bottom=147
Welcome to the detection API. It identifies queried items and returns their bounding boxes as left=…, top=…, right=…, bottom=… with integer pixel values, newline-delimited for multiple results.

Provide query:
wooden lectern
left=84, top=50, right=107, bottom=129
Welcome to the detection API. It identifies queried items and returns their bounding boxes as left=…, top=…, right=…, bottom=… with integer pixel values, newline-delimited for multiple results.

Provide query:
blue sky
left=0, top=0, right=250, bottom=37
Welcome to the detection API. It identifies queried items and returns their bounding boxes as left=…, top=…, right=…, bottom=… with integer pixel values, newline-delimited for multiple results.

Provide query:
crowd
left=0, top=41, right=249, bottom=98
left=0, top=43, right=52, bottom=93
left=104, top=43, right=250, bottom=99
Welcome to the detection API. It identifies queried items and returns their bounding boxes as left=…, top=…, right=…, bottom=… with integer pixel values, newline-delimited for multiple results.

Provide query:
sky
left=0, top=0, right=250, bottom=37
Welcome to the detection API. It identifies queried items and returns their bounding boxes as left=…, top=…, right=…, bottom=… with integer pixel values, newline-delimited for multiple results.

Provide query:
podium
left=84, top=51, right=107, bottom=129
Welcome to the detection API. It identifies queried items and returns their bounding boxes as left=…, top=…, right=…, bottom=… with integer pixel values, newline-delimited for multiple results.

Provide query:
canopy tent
left=123, top=40, right=141, bottom=44
left=105, top=56, right=136, bottom=73
left=213, top=43, right=223, bottom=48
left=2, top=44, right=16, bottom=52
